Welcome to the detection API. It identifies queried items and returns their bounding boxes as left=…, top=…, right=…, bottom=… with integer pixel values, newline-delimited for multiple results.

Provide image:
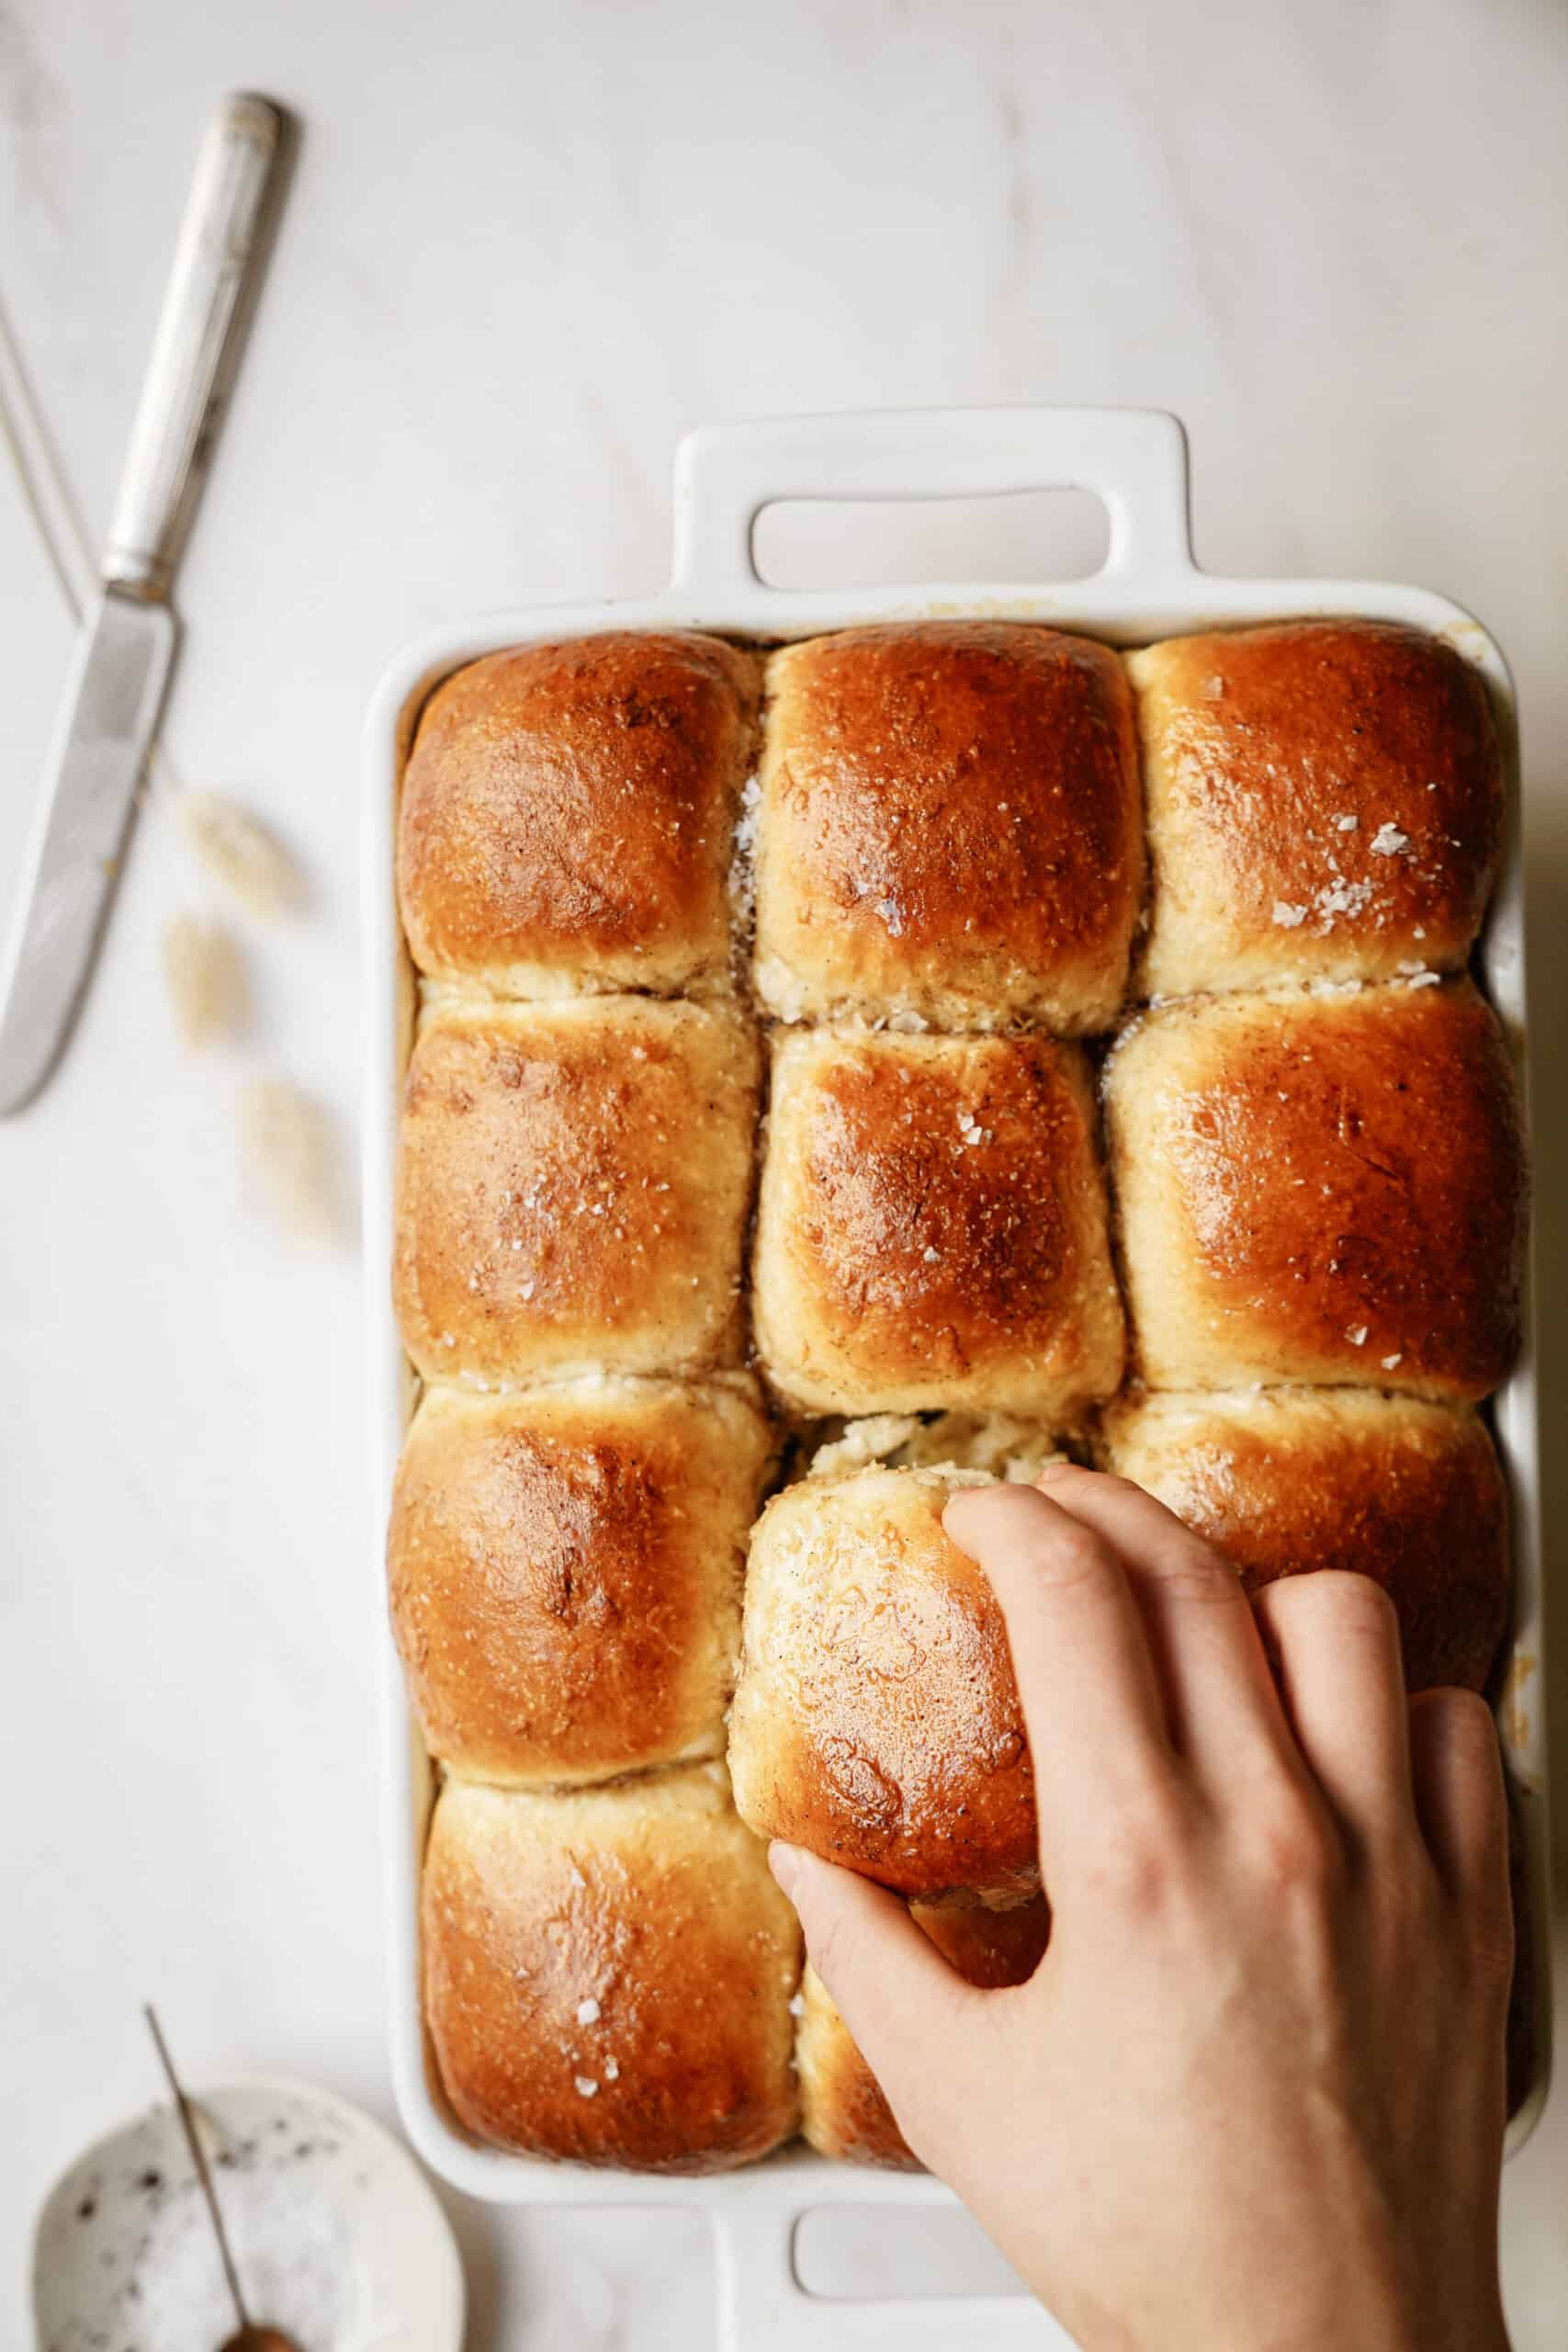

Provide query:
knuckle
left=1414, top=1684, right=1498, bottom=1749
left=1264, top=1568, right=1400, bottom=1644
left=1463, top=1906, right=1517, bottom=1988
left=1149, top=1553, right=1242, bottom=1609
left=1088, top=1470, right=1141, bottom=1501
left=1244, top=1789, right=1342, bottom=1900
left=1371, top=1856, right=1445, bottom=1953
left=1087, top=1795, right=1194, bottom=1914
left=1026, top=1522, right=1117, bottom=1593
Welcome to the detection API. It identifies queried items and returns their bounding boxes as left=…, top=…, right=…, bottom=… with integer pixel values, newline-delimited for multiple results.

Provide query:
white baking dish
left=361, top=406, right=1551, bottom=2352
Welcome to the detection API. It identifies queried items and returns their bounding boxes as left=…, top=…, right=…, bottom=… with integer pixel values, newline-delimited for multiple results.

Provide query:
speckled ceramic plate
left=31, top=2074, right=464, bottom=2352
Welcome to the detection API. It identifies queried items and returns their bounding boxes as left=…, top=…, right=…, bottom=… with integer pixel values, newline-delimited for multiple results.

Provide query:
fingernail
left=1035, top=1458, right=1075, bottom=1484
left=768, top=1841, right=803, bottom=1898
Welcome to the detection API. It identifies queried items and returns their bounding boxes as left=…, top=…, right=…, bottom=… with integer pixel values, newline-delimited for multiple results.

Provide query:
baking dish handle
left=671, top=404, right=1194, bottom=601
left=713, top=2204, right=1076, bottom=2350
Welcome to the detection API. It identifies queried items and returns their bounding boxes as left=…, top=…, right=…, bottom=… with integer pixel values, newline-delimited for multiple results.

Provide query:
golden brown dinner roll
left=752, top=1027, right=1123, bottom=1420
left=394, top=994, right=759, bottom=1386
left=398, top=631, right=760, bottom=998
left=798, top=1897, right=1051, bottom=2166
left=1102, top=978, right=1527, bottom=1401
left=1099, top=1387, right=1509, bottom=1692
left=423, top=1767, right=800, bottom=2170
left=1128, top=620, right=1502, bottom=1000
left=389, top=1377, right=776, bottom=1784
left=728, top=1465, right=1037, bottom=1900
left=753, top=623, right=1143, bottom=1032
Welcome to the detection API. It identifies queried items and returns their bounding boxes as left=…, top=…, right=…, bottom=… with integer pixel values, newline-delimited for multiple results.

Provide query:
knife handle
left=102, top=93, right=286, bottom=599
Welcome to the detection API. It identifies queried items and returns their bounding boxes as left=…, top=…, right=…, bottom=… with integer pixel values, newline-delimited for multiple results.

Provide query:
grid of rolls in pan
left=389, top=617, right=1525, bottom=2174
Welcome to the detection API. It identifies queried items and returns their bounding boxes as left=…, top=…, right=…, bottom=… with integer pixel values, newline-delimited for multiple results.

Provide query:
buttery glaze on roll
left=389, top=1377, right=775, bottom=1784
left=728, top=1465, right=1038, bottom=1901
left=798, top=1896, right=1050, bottom=2166
left=393, top=994, right=759, bottom=1386
left=753, top=623, right=1144, bottom=1032
left=398, top=631, right=761, bottom=998
left=753, top=1027, right=1123, bottom=1420
left=423, top=1766, right=800, bottom=2171
left=1128, top=620, right=1503, bottom=1000
left=1100, top=1387, right=1509, bottom=1692
left=1102, top=978, right=1527, bottom=1401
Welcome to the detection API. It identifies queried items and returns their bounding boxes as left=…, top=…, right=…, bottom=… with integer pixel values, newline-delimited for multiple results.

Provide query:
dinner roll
left=1102, top=978, right=1526, bottom=1401
left=728, top=1466, right=1037, bottom=1900
left=753, top=623, right=1143, bottom=1031
left=1128, top=620, right=1502, bottom=999
left=753, top=1027, right=1123, bottom=1420
left=389, top=1377, right=775, bottom=1784
left=798, top=1896, right=1050, bottom=2165
left=1100, top=1387, right=1509, bottom=1692
left=398, top=631, right=760, bottom=998
left=423, top=1767, right=799, bottom=2170
left=394, top=994, right=759, bottom=1386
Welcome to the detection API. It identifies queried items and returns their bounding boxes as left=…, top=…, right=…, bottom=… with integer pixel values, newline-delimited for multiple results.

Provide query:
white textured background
left=3, top=1, right=1565, bottom=2343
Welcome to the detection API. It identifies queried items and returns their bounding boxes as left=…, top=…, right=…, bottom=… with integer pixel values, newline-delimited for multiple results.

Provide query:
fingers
left=1031, top=1463, right=1298, bottom=1787
left=768, top=1842, right=978, bottom=2106
left=1408, top=1689, right=1512, bottom=1952
left=1252, top=1572, right=1412, bottom=1844
left=942, top=1483, right=1181, bottom=1875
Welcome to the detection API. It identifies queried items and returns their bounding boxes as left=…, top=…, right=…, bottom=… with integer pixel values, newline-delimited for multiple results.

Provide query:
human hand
left=768, top=1464, right=1514, bottom=2352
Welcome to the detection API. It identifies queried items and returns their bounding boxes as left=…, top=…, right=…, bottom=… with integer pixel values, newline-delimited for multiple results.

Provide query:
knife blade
left=0, top=93, right=285, bottom=1115
left=0, top=594, right=175, bottom=1112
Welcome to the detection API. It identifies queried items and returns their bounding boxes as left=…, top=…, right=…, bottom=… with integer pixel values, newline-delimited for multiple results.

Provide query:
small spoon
left=143, top=2005, right=304, bottom=2352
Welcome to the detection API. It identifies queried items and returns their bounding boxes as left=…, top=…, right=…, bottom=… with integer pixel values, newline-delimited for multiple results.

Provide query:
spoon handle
left=143, top=2004, right=252, bottom=2334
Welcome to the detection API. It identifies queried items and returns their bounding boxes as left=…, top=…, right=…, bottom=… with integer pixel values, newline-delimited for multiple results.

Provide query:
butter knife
left=0, top=92, right=286, bottom=1114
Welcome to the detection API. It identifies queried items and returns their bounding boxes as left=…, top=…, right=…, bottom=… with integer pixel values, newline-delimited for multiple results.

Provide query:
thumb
left=769, top=1842, right=979, bottom=2104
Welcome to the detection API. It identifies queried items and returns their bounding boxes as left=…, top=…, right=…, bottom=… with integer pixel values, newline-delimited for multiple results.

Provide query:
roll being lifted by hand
left=728, top=1464, right=1039, bottom=1903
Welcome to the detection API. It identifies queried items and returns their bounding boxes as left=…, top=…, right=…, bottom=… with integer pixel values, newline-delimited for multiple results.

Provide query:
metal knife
left=0, top=92, right=287, bottom=1115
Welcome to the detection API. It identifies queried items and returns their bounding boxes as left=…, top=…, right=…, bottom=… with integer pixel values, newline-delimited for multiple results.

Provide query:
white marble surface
left=3, top=2, right=1567, bottom=2344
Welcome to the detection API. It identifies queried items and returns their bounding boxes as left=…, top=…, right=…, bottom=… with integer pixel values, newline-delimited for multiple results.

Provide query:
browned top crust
left=753, top=1028, right=1123, bottom=1419
left=728, top=1466, right=1039, bottom=1901
left=393, top=995, right=759, bottom=1385
left=1099, top=1387, right=1510, bottom=1692
left=1102, top=978, right=1527, bottom=1401
left=755, top=623, right=1144, bottom=1031
left=389, top=1379, right=774, bottom=1783
left=399, top=631, right=760, bottom=995
left=1130, top=620, right=1503, bottom=997
left=423, top=1769, right=800, bottom=2172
